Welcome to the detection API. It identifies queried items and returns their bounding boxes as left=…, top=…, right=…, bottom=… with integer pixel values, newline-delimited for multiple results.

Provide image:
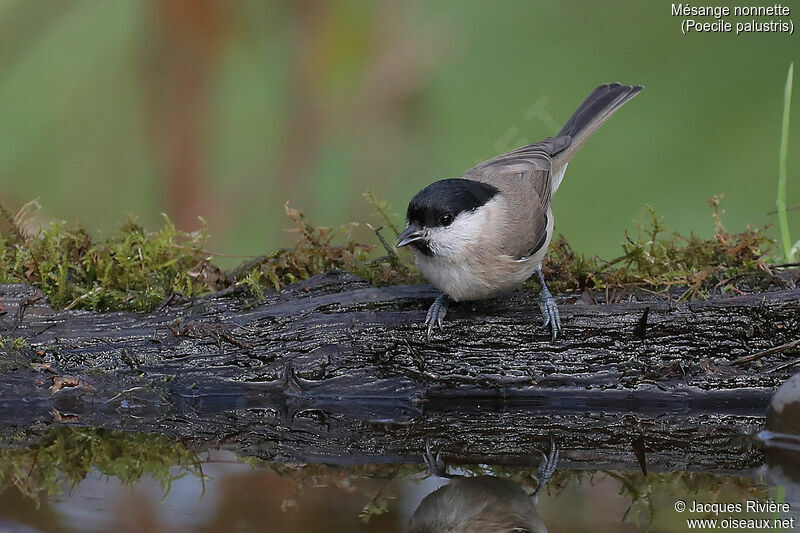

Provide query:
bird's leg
left=423, top=440, right=454, bottom=479
left=424, top=293, right=449, bottom=342
left=536, top=266, right=561, bottom=341
left=532, top=436, right=559, bottom=498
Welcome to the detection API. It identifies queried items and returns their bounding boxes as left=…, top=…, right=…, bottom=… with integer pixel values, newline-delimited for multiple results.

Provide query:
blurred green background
left=1, top=0, right=797, bottom=265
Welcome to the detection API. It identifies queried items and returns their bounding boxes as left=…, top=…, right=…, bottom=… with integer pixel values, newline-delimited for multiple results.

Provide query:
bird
left=396, top=83, right=643, bottom=341
left=407, top=438, right=559, bottom=533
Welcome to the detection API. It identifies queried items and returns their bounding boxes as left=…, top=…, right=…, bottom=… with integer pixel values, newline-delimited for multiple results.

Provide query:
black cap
left=407, top=178, right=499, bottom=229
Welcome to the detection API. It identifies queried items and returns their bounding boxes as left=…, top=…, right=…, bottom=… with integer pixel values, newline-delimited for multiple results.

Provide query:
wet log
left=0, top=271, right=797, bottom=471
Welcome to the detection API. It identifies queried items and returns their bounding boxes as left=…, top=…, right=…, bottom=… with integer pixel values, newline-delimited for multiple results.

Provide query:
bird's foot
left=533, top=435, right=559, bottom=497
left=424, top=294, right=449, bottom=342
left=536, top=267, right=561, bottom=341
left=423, top=440, right=452, bottom=478
left=539, top=293, right=561, bottom=341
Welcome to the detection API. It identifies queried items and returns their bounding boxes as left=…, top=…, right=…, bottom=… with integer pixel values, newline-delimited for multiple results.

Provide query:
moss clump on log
left=0, top=336, right=27, bottom=373
left=0, top=201, right=215, bottom=312
left=539, top=196, right=777, bottom=298
left=0, top=194, right=781, bottom=313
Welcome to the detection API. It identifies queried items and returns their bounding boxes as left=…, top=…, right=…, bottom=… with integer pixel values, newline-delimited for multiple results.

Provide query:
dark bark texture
left=1, top=271, right=798, bottom=473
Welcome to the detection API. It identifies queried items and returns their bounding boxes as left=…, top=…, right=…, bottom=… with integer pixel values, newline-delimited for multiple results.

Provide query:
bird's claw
left=423, top=440, right=450, bottom=478
left=533, top=435, right=559, bottom=497
left=535, top=266, right=561, bottom=341
left=539, top=295, right=562, bottom=341
left=424, top=294, right=448, bottom=342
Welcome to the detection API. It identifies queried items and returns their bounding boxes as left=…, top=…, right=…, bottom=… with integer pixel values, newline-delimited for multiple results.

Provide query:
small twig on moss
left=366, top=224, right=400, bottom=264
left=65, top=286, right=103, bottom=310
left=714, top=273, right=750, bottom=290
left=285, top=201, right=323, bottom=247
left=708, top=195, right=726, bottom=235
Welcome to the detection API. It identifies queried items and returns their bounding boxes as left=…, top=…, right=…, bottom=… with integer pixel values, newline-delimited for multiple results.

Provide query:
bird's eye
left=439, top=213, right=453, bottom=226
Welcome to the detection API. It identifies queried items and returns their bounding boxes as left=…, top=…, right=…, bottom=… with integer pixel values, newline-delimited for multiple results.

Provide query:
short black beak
left=396, top=224, right=424, bottom=248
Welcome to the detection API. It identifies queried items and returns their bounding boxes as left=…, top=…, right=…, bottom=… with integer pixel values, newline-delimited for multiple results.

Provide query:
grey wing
left=460, top=138, right=567, bottom=259
left=464, top=136, right=570, bottom=206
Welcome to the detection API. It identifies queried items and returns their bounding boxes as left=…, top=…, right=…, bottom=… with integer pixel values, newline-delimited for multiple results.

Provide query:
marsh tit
left=407, top=438, right=559, bottom=533
left=397, top=83, right=643, bottom=341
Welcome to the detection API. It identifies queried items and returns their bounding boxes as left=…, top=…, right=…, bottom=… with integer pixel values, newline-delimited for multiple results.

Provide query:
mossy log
left=1, top=271, right=797, bottom=473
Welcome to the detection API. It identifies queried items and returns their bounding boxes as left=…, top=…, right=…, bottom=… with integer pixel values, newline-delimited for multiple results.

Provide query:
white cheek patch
left=426, top=196, right=503, bottom=259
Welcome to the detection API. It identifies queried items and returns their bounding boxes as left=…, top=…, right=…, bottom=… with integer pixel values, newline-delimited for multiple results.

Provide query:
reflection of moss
left=0, top=194, right=778, bottom=313
left=0, top=427, right=203, bottom=507
left=238, top=458, right=424, bottom=522
left=237, top=458, right=772, bottom=526
left=0, top=428, right=772, bottom=527
left=547, top=470, right=770, bottom=528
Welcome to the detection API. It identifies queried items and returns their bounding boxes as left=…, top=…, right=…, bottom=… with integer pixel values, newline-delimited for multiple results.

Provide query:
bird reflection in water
left=407, top=437, right=558, bottom=533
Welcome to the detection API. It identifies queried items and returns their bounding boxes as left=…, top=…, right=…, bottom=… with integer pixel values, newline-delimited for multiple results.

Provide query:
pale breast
left=413, top=247, right=543, bottom=301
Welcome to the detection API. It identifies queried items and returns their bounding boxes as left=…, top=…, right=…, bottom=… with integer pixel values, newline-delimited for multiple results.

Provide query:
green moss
left=0, top=335, right=29, bottom=373
left=0, top=194, right=779, bottom=313
left=229, top=201, right=422, bottom=302
left=0, top=427, right=202, bottom=507
left=539, top=196, right=776, bottom=298
left=0, top=336, right=26, bottom=351
left=0, top=203, right=219, bottom=311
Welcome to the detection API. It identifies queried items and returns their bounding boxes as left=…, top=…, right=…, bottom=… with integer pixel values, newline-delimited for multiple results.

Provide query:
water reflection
left=408, top=439, right=557, bottom=532
left=0, top=426, right=790, bottom=532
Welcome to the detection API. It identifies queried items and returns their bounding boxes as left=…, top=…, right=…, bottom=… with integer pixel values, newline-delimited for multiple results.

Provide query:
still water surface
left=5, top=372, right=800, bottom=532
left=0, top=443, right=796, bottom=532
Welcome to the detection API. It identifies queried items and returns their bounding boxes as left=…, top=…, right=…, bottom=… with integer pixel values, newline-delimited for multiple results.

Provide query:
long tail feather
left=553, top=83, right=643, bottom=167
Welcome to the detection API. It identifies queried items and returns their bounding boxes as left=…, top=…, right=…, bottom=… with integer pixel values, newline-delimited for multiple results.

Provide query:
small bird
left=396, top=83, right=643, bottom=341
left=407, top=438, right=559, bottom=533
